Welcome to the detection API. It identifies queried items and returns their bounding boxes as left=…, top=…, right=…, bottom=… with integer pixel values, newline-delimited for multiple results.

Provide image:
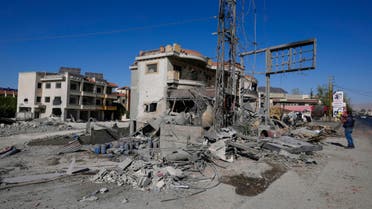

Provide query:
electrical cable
left=0, top=16, right=215, bottom=43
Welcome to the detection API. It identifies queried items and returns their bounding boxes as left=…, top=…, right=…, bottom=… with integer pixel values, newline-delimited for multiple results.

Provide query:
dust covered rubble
left=85, top=124, right=329, bottom=196
left=0, top=117, right=73, bottom=137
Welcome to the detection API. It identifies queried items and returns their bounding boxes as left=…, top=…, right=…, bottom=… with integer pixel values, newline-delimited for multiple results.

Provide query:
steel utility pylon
left=214, top=0, right=238, bottom=129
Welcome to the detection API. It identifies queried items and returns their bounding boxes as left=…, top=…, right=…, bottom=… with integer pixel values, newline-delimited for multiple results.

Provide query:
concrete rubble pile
left=0, top=117, right=73, bottom=137
left=84, top=117, right=326, bottom=196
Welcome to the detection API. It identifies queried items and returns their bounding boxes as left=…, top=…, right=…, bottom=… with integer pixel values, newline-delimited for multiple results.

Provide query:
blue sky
left=0, top=0, right=371, bottom=104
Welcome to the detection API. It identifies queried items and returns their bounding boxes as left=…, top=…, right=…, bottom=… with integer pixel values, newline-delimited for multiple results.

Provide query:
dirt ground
left=0, top=119, right=371, bottom=209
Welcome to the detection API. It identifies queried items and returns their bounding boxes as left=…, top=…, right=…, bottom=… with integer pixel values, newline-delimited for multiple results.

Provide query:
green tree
left=316, top=85, right=330, bottom=106
left=114, top=103, right=127, bottom=120
left=0, top=96, right=17, bottom=118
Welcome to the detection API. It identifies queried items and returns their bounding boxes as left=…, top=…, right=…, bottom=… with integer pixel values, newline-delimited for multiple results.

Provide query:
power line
left=0, top=16, right=215, bottom=43
left=334, top=84, right=372, bottom=97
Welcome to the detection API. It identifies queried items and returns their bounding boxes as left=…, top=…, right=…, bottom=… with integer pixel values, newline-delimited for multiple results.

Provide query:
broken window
left=144, top=103, right=157, bottom=112
left=53, top=96, right=62, bottom=105
left=96, top=87, right=102, bottom=93
left=46, top=83, right=51, bottom=89
left=45, top=97, right=50, bottom=103
left=23, top=98, right=28, bottom=103
left=52, top=108, right=62, bottom=116
left=168, top=100, right=195, bottom=113
left=36, top=97, right=41, bottom=103
left=37, top=83, right=42, bottom=89
left=146, top=64, right=158, bottom=73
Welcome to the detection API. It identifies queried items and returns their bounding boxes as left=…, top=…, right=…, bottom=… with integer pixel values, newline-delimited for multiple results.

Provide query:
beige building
left=129, top=43, right=257, bottom=132
left=17, top=67, right=118, bottom=121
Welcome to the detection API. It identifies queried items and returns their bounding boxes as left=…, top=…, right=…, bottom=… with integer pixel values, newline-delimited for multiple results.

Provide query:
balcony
left=41, top=75, right=65, bottom=82
left=167, top=79, right=205, bottom=89
left=81, top=91, right=96, bottom=97
left=66, top=104, right=80, bottom=109
left=80, top=105, right=97, bottom=110
left=104, top=94, right=117, bottom=99
left=69, top=90, right=80, bottom=95
left=103, top=105, right=117, bottom=111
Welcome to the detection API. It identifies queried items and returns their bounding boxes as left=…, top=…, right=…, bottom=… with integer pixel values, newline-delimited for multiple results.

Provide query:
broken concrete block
left=156, top=180, right=165, bottom=190
left=80, top=195, right=98, bottom=202
left=129, top=160, right=145, bottom=171
left=103, top=170, right=119, bottom=183
left=99, top=187, right=108, bottom=193
left=263, top=136, right=322, bottom=154
left=138, top=176, right=151, bottom=187
left=164, top=150, right=191, bottom=162
left=165, top=166, right=184, bottom=178
left=208, top=139, right=233, bottom=162
left=160, top=124, right=204, bottom=157
left=121, top=198, right=128, bottom=204
left=279, top=150, right=299, bottom=160
left=118, top=157, right=133, bottom=170
left=91, top=168, right=108, bottom=182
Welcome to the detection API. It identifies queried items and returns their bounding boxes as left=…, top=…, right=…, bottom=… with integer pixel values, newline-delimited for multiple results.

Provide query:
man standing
left=341, top=111, right=355, bottom=149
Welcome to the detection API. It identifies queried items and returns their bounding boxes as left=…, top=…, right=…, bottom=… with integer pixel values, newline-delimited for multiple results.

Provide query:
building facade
left=17, top=67, right=118, bottom=121
left=129, top=43, right=256, bottom=132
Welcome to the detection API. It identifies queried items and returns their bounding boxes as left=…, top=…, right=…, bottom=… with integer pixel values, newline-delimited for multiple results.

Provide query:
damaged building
left=129, top=43, right=258, bottom=133
left=17, top=67, right=118, bottom=121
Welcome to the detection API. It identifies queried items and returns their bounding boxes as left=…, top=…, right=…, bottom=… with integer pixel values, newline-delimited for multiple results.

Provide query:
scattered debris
left=0, top=146, right=20, bottom=159
left=79, top=195, right=98, bottom=202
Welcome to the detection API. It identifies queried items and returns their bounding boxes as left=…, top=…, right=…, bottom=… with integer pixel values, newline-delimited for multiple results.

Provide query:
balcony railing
left=104, top=94, right=117, bottom=99
left=103, top=105, right=117, bottom=111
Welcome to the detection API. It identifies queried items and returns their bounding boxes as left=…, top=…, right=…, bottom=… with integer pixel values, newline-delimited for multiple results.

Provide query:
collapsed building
left=17, top=67, right=118, bottom=121
left=129, top=43, right=258, bottom=133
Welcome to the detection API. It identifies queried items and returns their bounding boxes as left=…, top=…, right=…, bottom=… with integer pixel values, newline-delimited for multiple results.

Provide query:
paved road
left=1, top=119, right=371, bottom=209
left=235, top=118, right=372, bottom=209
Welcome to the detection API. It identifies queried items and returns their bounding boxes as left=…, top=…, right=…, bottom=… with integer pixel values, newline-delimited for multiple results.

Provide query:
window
left=96, top=99, right=101, bottom=105
left=53, top=96, right=62, bottom=105
left=69, top=96, right=77, bottom=105
left=70, top=83, right=78, bottom=90
left=37, top=83, right=42, bottom=89
left=36, top=97, right=41, bottom=103
left=46, top=83, right=51, bottom=89
left=174, top=65, right=182, bottom=71
left=144, top=103, right=157, bottom=112
left=52, top=108, right=62, bottom=116
left=45, top=97, right=50, bottom=103
left=56, top=82, right=62, bottom=88
left=23, top=98, right=28, bottom=103
left=146, top=63, right=158, bottom=73
left=96, top=87, right=102, bottom=93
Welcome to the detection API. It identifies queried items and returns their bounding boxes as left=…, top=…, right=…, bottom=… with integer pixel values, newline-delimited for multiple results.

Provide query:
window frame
left=144, top=102, right=157, bottom=112
left=146, top=63, right=158, bottom=74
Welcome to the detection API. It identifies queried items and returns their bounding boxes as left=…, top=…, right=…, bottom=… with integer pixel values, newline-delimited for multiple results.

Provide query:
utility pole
left=214, top=0, right=238, bottom=129
left=328, top=76, right=334, bottom=120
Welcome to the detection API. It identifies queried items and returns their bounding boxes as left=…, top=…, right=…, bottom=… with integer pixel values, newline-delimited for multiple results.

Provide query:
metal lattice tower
left=214, top=0, right=238, bottom=129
